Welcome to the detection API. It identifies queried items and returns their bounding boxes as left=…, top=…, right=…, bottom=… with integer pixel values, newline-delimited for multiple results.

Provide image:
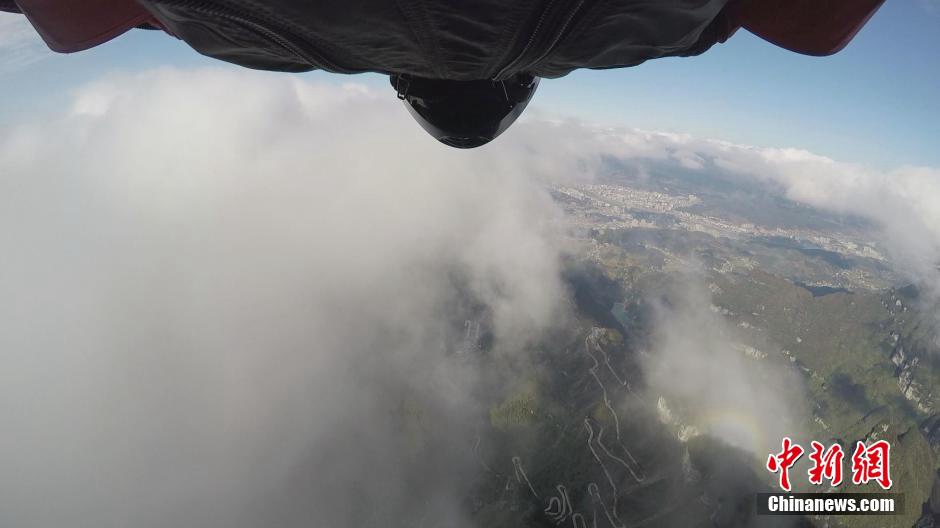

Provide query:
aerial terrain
left=417, top=159, right=940, bottom=528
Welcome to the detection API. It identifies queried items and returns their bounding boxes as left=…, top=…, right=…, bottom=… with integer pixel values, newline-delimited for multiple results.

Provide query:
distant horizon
left=2, top=1, right=939, bottom=169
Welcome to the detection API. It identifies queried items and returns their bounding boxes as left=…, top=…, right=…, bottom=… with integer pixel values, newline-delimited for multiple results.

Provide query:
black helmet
left=392, top=73, right=539, bottom=149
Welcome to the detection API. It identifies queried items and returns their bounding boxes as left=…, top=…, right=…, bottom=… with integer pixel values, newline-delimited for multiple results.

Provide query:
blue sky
left=538, top=0, right=940, bottom=169
left=1, top=1, right=937, bottom=169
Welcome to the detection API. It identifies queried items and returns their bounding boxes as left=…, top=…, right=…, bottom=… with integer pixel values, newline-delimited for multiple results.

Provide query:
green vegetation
left=490, top=379, right=542, bottom=430
left=473, top=219, right=940, bottom=526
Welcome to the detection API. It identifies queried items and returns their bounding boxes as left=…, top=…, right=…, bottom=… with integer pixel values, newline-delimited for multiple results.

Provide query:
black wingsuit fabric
left=138, top=0, right=732, bottom=79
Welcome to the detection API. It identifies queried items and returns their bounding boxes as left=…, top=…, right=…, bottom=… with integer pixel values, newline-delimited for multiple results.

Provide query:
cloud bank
left=0, top=68, right=572, bottom=528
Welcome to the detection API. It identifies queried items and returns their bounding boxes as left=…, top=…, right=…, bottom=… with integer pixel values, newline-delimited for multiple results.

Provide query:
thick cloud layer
left=0, top=68, right=570, bottom=528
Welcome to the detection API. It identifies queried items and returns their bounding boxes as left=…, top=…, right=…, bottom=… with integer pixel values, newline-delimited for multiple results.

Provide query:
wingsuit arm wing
left=735, top=0, right=885, bottom=56
left=12, top=0, right=162, bottom=53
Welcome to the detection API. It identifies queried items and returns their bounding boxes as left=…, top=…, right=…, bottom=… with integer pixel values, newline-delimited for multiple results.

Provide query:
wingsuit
left=2, top=0, right=885, bottom=147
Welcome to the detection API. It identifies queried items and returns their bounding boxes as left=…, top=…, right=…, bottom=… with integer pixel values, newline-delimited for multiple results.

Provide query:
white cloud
left=0, top=67, right=572, bottom=528
left=641, top=276, right=809, bottom=456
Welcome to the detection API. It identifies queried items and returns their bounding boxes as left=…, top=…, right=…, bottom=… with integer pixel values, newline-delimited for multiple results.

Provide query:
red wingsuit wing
left=15, top=0, right=162, bottom=53
left=734, top=0, right=885, bottom=56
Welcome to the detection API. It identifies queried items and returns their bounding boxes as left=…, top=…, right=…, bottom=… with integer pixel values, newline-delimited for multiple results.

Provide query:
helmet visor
left=397, top=76, right=538, bottom=149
